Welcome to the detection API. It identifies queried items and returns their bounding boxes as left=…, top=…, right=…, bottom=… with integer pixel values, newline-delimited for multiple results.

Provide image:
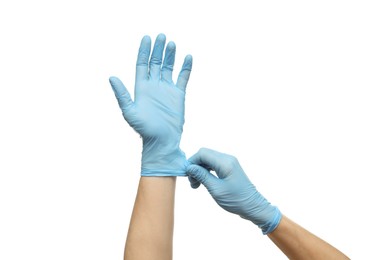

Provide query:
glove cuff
left=141, top=144, right=188, bottom=177
left=260, top=206, right=282, bottom=235
left=141, top=168, right=188, bottom=177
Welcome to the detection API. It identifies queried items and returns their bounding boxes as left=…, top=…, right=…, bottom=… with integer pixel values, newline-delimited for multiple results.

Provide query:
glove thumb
left=109, top=76, right=134, bottom=113
left=186, top=164, right=217, bottom=189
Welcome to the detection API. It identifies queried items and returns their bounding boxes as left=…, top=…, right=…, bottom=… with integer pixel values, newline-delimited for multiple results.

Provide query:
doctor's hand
left=109, top=34, right=192, bottom=177
left=186, top=148, right=282, bottom=234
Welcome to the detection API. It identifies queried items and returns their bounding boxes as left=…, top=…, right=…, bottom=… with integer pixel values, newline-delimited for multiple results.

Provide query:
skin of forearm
left=124, top=177, right=176, bottom=260
left=268, top=215, right=349, bottom=260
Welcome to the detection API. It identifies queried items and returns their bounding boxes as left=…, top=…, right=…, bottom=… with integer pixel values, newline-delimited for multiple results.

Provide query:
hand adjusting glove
left=186, top=148, right=282, bottom=234
left=109, top=33, right=192, bottom=176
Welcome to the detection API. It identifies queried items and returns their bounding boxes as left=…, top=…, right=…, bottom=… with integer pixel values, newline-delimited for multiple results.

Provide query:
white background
left=1, top=0, right=389, bottom=259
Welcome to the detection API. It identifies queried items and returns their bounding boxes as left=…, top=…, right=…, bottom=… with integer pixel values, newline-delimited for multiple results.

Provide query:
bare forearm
left=124, top=177, right=176, bottom=260
left=268, top=215, right=349, bottom=260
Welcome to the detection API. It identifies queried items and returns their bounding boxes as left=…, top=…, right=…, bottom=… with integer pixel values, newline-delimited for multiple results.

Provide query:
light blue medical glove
left=186, top=148, right=282, bottom=234
left=109, top=33, right=192, bottom=177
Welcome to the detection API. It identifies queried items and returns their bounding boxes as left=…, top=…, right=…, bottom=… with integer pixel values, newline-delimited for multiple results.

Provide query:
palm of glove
left=124, top=79, right=185, bottom=146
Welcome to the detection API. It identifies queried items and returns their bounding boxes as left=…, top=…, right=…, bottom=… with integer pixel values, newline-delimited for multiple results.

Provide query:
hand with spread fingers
left=109, top=34, right=192, bottom=177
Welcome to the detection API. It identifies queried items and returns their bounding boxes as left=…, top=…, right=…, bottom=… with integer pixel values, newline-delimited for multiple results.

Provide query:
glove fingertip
left=142, top=35, right=152, bottom=43
left=109, top=76, right=122, bottom=92
left=185, top=54, right=193, bottom=65
left=109, top=76, right=121, bottom=85
left=188, top=176, right=201, bottom=189
left=191, top=182, right=201, bottom=189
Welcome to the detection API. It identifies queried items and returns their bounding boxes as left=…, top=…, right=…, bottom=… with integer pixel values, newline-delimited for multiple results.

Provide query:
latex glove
left=109, top=34, right=192, bottom=177
left=186, top=148, right=282, bottom=234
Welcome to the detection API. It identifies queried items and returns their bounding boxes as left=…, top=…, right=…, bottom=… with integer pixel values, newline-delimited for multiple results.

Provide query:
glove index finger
left=186, top=164, right=218, bottom=188
left=176, top=54, right=192, bottom=91
left=188, top=148, right=225, bottom=177
left=136, top=35, right=151, bottom=82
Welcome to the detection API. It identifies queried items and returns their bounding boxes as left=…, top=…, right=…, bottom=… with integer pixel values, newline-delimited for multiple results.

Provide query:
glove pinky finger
left=176, top=55, right=193, bottom=91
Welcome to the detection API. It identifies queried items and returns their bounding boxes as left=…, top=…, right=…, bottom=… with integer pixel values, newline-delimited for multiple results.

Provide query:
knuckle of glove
left=224, top=155, right=239, bottom=171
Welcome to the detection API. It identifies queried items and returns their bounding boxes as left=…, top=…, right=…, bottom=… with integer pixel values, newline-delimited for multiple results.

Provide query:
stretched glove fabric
left=109, top=34, right=192, bottom=176
left=186, top=148, right=282, bottom=234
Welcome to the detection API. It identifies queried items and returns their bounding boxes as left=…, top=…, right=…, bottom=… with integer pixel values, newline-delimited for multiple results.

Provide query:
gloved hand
left=109, top=33, right=192, bottom=177
left=186, top=148, right=282, bottom=234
